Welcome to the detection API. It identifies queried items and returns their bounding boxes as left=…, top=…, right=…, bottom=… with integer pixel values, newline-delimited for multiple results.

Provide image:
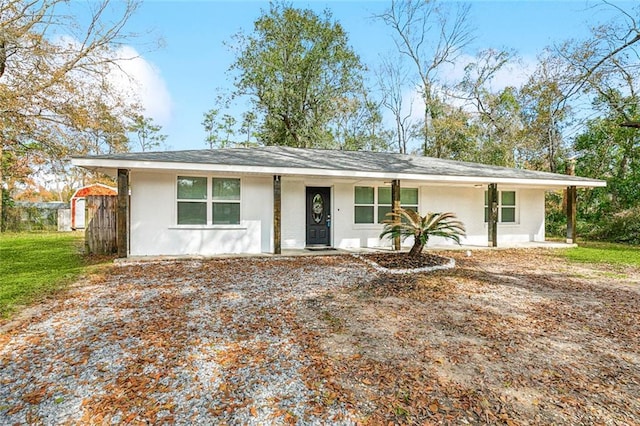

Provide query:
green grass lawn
left=560, top=241, right=640, bottom=267
left=0, top=232, right=105, bottom=319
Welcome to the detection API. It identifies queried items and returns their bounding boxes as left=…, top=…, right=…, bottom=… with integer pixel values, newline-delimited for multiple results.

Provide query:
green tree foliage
left=428, top=104, right=477, bottom=162
left=202, top=108, right=238, bottom=149
left=561, top=3, right=640, bottom=241
left=457, top=49, right=523, bottom=167
left=202, top=108, right=221, bottom=149
left=575, top=92, right=640, bottom=220
left=128, top=115, right=168, bottom=152
left=228, top=2, right=369, bottom=149
left=1, top=0, right=141, bottom=168
left=590, top=207, right=640, bottom=245
left=239, top=111, right=258, bottom=146
left=333, top=94, right=390, bottom=151
left=221, top=114, right=237, bottom=147
left=0, top=0, right=143, bottom=228
left=380, top=209, right=466, bottom=257
left=519, top=51, right=572, bottom=173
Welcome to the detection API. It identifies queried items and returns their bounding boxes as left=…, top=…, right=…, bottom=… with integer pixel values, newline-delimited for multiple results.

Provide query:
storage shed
left=70, top=183, right=117, bottom=230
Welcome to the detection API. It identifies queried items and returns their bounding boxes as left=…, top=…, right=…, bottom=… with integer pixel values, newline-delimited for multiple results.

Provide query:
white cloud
left=490, top=55, right=537, bottom=90
left=108, top=45, right=173, bottom=126
left=51, top=36, right=172, bottom=126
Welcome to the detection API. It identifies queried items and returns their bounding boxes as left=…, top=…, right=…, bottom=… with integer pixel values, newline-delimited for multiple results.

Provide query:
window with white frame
left=177, top=176, right=241, bottom=225
left=354, top=186, right=375, bottom=224
left=177, top=176, right=207, bottom=225
left=354, top=186, right=419, bottom=224
left=484, top=190, right=516, bottom=223
left=212, top=178, right=240, bottom=224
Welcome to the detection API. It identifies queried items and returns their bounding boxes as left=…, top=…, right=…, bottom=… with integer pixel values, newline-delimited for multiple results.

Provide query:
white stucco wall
left=421, top=186, right=483, bottom=246
left=421, top=186, right=545, bottom=246
left=129, top=171, right=272, bottom=256
left=281, top=179, right=306, bottom=249
left=332, top=180, right=393, bottom=249
left=127, top=172, right=547, bottom=256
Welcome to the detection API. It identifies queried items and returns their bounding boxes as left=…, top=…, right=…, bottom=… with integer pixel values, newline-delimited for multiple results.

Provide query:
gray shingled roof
left=75, top=146, right=603, bottom=184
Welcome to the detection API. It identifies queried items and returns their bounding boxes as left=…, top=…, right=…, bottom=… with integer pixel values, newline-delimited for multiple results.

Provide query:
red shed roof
left=71, top=183, right=117, bottom=199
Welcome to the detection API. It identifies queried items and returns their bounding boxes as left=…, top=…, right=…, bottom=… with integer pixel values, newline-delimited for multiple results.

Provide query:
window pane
left=484, top=207, right=489, bottom=223
left=213, top=178, right=240, bottom=201
left=354, top=186, right=374, bottom=204
left=378, top=205, right=392, bottom=223
left=502, top=207, right=516, bottom=222
left=213, top=202, right=240, bottom=224
left=177, top=202, right=206, bottom=225
left=484, top=190, right=488, bottom=205
left=401, top=188, right=418, bottom=205
left=501, top=191, right=516, bottom=206
left=177, top=176, right=207, bottom=200
left=354, top=206, right=374, bottom=223
left=378, top=187, right=391, bottom=205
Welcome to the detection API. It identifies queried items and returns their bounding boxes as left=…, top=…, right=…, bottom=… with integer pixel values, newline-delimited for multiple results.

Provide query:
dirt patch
left=297, top=249, right=640, bottom=424
left=1, top=249, right=639, bottom=424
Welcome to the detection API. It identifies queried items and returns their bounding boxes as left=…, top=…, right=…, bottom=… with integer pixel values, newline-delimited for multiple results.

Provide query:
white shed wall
left=129, top=171, right=272, bottom=256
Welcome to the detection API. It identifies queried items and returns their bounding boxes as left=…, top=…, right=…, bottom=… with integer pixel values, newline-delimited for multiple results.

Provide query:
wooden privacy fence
left=85, top=195, right=117, bottom=254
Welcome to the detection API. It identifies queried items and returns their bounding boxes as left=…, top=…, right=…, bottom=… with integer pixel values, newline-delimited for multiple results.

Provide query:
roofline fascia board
left=71, top=158, right=607, bottom=188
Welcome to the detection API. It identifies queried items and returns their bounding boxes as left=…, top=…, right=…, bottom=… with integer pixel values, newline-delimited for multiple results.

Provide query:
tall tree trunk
left=423, top=107, right=429, bottom=156
left=0, top=38, right=6, bottom=78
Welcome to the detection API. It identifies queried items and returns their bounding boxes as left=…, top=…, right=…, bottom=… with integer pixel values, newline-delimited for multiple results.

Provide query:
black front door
left=306, top=187, right=331, bottom=246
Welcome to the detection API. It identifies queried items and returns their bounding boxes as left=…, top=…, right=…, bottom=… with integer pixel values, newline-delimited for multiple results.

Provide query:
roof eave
left=70, top=158, right=607, bottom=188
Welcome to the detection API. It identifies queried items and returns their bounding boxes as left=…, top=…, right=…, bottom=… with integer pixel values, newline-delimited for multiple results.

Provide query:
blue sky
left=111, top=0, right=631, bottom=151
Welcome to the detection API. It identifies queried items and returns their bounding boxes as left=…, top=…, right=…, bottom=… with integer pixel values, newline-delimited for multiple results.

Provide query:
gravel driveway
left=0, top=256, right=368, bottom=425
left=2, top=250, right=639, bottom=425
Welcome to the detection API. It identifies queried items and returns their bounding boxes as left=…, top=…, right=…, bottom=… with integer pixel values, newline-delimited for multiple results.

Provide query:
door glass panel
left=311, top=193, right=324, bottom=223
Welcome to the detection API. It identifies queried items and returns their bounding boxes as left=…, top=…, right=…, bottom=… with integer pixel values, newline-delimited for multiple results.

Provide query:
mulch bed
left=358, top=251, right=451, bottom=269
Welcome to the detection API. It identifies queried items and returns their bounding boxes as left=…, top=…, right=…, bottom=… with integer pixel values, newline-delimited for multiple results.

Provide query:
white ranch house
left=72, top=146, right=605, bottom=257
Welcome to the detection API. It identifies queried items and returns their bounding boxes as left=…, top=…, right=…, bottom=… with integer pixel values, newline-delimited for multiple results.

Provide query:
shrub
left=380, top=209, right=466, bottom=257
left=589, top=207, right=640, bottom=245
left=545, top=191, right=566, bottom=238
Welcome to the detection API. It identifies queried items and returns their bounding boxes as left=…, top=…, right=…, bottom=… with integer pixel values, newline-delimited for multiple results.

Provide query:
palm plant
left=380, top=209, right=466, bottom=257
